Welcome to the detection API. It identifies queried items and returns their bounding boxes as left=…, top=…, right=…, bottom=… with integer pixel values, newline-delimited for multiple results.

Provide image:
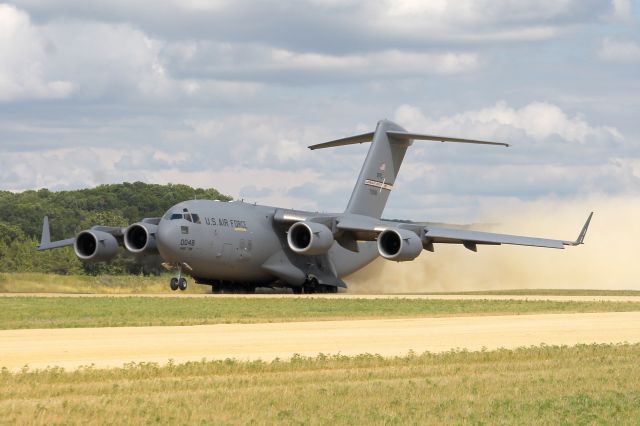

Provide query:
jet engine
left=74, top=230, right=119, bottom=262
left=377, top=228, right=422, bottom=261
left=287, top=221, right=334, bottom=255
left=124, top=222, right=159, bottom=255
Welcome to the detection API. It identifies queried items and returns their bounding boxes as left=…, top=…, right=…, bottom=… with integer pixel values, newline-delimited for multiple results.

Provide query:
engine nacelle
left=74, top=230, right=119, bottom=262
left=124, top=223, right=159, bottom=255
left=377, top=228, right=422, bottom=262
left=287, top=221, right=334, bottom=255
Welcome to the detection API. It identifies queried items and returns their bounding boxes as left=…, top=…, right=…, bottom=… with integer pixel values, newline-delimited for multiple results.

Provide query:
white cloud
left=0, top=4, right=74, bottom=101
left=383, top=0, right=577, bottom=22
left=137, top=166, right=325, bottom=210
left=366, top=0, right=604, bottom=43
left=597, top=37, right=640, bottom=62
left=0, top=4, right=263, bottom=102
left=609, top=0, right=635, bottom=23
left=394, top=101, right=623, bottom=144
left=167, top=41, right=481, bottom=78
left=0, top=146, right=189, bottom=191
left=265, top=49, right=481, bottom=75
left=171, top=0, right=230, bottom=12
left=381, top=101, right=636, bottom=220
left=10, top=0, right=606, bottom=51
left=177, top=114, right=329, bottom=167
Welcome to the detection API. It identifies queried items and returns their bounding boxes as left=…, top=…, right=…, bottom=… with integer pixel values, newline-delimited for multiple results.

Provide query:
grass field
left=436, top=289, right=640, bottom=296
left=2, top=296, right=640, bottom=329
left=2, top=273, right=640, bottom=296
left=1, top=344, right=638, bottom=424
left=0, top=273, right=210, bottom=294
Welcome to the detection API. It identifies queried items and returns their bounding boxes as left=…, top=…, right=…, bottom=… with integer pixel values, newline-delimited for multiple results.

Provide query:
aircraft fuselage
left=156, top=200, right=378, bottom=286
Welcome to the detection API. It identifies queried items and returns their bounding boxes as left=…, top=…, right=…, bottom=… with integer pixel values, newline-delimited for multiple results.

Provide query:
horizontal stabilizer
left=386, top=131, right=509, bottom=147
left=308, top=130, right=508, bottom=151
left=308, top=132, right=374, bottom=150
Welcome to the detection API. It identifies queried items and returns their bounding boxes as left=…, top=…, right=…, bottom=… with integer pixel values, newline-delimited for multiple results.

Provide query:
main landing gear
left=296, top=277, right=338, bottom=294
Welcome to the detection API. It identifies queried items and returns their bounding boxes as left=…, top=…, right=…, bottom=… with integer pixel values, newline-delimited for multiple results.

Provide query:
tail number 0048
left=180, top=239, right=195, bottom=247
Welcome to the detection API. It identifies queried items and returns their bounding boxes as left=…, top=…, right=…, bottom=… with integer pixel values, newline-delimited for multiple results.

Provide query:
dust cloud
left=346, top=195, right=640, bottom=293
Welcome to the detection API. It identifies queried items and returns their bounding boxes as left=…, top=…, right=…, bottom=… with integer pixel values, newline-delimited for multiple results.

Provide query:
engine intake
left=377, top=228, right=422, bottom=262
left=74, top=230, right=119, bottom=262
left=287, top=221, right=334, bottom=255
left=124, top=223, right=158, bottom=255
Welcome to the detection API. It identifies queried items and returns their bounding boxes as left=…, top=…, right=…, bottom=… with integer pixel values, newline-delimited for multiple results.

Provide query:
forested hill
left=0, top=182, right=231, bottom=275
left=0, top=182, right=232, bottom=241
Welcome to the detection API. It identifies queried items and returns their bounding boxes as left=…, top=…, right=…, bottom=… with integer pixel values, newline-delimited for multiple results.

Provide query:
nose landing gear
left=170, top=277, right=187, bottom=291
left=169, top=266, right=188, bottom=291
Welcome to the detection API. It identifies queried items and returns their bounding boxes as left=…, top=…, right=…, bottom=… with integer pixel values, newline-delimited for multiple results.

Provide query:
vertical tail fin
left=344, top=120, right=410, bottom=218
left=308, top=119, right=507, bottom=219
left=309, top=120, right=410, bottom=218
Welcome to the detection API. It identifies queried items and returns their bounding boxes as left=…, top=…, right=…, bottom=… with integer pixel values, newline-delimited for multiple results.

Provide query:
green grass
left=2, top=297, right=640, bottom=329
left=3, top=273, right=639, bottom=297
left=423, top=289, right=640, bottom=296
left=1, top=344, right=639, bottom=424
left=0, top=272, right=210, bottom=294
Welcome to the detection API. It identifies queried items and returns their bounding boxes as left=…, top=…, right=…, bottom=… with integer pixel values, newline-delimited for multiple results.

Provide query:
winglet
left=38, top=216, right=75, bottom=251
left=39, top=216, right=51, bottom=249
left=565, top=212, right=593, bottom=246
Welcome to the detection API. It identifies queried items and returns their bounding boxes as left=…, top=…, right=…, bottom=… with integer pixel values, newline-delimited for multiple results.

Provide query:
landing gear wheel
left=170, top=278, right=179, bottom=291
left=303, top=277, right=318, bottom=294
left=178, top=278, right=187, bottom=291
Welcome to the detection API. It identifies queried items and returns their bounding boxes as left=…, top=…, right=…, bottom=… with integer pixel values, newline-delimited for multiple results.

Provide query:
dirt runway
left=2, top=312, right=639, bottom=371
left=2, top=293, right=640, bottom=302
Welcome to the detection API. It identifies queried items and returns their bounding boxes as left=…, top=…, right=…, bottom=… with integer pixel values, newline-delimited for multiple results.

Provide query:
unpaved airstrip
left=2, top=293, right=640, bottom=302
left=2, top=311, right=640, bottom=371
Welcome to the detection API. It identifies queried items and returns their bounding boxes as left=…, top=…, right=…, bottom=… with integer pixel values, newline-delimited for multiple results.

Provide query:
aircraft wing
left=333, top=212, right=593, bottom=252
left=274, top=208, right=592, bottom=252
left=421, top=212, right=593, bottom=250
left=422, top=227, right=564, bottom=250
left=37, top=215, right=129, bottom=251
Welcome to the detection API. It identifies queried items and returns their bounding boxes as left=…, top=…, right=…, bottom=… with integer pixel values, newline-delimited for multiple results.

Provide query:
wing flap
left=424, top=227, right=565, bottom=249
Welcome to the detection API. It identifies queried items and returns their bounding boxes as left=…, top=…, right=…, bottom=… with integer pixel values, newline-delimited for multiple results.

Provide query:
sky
left=1, top=0, right=639, bottom=222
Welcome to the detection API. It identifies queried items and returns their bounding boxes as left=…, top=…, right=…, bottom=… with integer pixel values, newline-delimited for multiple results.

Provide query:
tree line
left=0, top=182, right=231, bottom=275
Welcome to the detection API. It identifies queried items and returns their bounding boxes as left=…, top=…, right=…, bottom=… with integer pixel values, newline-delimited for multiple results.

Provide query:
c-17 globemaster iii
left=39, top=120, right=593, bottom=293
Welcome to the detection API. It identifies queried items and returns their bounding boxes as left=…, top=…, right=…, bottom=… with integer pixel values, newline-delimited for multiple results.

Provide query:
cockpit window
left=163, top=210, right=201, bottom=222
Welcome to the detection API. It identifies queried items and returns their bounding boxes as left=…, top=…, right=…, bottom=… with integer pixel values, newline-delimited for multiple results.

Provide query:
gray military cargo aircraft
left=39, top=120, right=592, bottom=293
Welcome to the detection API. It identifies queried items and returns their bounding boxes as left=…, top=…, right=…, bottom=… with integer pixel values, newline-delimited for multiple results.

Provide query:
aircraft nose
left=156, top=219, right=180, bottom=261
